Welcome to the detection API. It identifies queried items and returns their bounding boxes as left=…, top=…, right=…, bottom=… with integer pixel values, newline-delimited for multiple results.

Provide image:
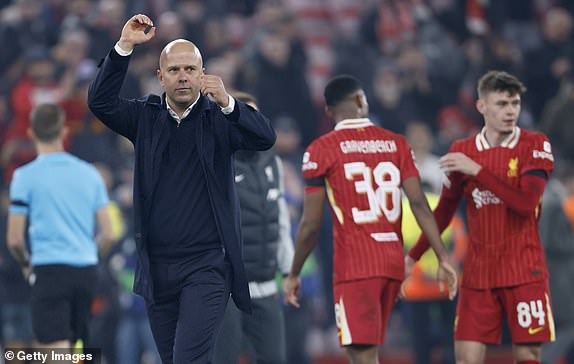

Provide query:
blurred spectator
left=202, top=18, right=231, bottom=60
left=110, top=236, right=160, bottom=364
left=539, top=76, right=574, bottom=159
left=405, top=121, right=444, bottom=194
left=433, top=105, right=478, bottom=155
left=0, top=188, right=33, bottom=361
left=238, top=5, right=318, bottom=146
left=398, top=44, right=442, bottom=127
left=358, top=0, right=417, bottom=56
left=369, top=62, right=418, bottom=133
left=0, top=0, right=55, bottom=77
left=177, top=0, right=207, bottom=49
left=89, top=162, right=123, bottom=364
left=539, top=161, right=574, bottom=364
left=88, top=0, right=126, bottom=60
left=59, top=0, right=92, bottom=35
left=525, top=7, right=574, bottom=118
left=3, top=47, right=60, bottom=182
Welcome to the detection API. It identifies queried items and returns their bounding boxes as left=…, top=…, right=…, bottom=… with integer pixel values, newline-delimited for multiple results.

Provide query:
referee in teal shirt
left=7, top=103, right=114, bottom=350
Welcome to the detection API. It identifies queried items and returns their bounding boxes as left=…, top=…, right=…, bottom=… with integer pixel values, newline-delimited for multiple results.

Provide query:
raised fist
left=118, top=14, right=156, bottom=52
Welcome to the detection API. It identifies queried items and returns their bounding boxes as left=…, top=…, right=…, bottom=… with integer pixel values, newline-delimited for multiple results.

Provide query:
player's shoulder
left=519, top=129, right=550, bottom=145
left=68, top=155, right=104, bottom=179
left=12, top=161, right=36, bottom=181
left=306, top=129, right=341, bottom=152
left=517, top=129, right=554, bottom=160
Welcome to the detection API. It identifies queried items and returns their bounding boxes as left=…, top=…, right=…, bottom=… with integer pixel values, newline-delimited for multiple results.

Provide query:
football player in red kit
left=407, top=70, right=555, bottom=364
left=283, top=75, right=457, bottom=364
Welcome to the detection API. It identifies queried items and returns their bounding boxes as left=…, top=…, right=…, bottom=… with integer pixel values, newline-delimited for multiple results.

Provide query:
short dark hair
left=30, top=103, right=65, bottom=142
left=324, top=75, right=362, bottom=107
left=477, top=70, right=527, bottom=98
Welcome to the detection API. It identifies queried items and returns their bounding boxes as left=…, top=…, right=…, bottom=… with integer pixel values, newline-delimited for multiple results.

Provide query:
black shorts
left=31, top=264, right=97, bottom=343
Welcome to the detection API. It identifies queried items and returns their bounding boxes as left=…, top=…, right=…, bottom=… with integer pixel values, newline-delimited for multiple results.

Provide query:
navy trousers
left=146, top=248, right=231, bottom=364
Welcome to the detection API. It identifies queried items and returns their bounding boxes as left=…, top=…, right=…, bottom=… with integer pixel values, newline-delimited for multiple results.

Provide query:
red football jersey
left=302, top=118, right=419, bottom=283
left=443, top=127, right=554, bottom=289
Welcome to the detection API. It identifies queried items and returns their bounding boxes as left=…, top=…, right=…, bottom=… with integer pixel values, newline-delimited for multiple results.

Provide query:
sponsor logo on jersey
left=472, top=188, right=502, bottom=209
left=533, top=149, right=554, bottom=161
left=302, top=152, right=318, bottom=171
left=507, top=157, right=519, bottom=177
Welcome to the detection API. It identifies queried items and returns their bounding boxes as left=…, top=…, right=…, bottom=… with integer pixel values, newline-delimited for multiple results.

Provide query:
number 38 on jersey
left=344, top=161, right=402, bottom=225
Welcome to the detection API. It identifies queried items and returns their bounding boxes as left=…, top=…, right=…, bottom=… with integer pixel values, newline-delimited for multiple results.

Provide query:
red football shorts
left=333, top=277, right=401, bottom=346
left=454, top=280, right=555, bottom=344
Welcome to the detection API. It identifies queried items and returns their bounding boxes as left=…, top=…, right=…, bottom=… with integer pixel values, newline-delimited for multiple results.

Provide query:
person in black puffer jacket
left=213, top=92, right=293, bottom=364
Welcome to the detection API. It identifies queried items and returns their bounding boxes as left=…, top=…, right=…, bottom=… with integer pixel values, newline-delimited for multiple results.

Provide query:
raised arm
left=87, top=14, right=156, bottom=141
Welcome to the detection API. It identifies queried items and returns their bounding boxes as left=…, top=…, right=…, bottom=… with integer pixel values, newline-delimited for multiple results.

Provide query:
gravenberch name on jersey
left=339, top=139, right=398, bottom=154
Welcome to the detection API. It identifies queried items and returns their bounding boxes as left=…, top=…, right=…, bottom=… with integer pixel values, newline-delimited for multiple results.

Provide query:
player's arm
left=283, top=183, right=326, bottom=308
left=407, top=180, right=461, bottom=263
left=474, top=169, right=546, bottom=216
left=7, top=213, right=29, bottom=267
left=440, top=152, right=547, bottom=216
left=95, top=205, right=115, bottom=255
left=402, top=177, right=458, bottom=299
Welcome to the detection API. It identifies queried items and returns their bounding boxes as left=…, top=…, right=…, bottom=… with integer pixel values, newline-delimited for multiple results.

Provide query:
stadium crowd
left=1, top=0, right=574, bottom=363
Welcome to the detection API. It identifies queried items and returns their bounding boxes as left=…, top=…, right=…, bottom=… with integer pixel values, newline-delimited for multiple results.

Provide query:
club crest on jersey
left=507, top=157, right=519, bottom=177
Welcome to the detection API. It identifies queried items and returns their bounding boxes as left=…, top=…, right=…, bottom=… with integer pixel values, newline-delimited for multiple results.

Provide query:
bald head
left=157, top=38, right=204, bottom=113
left=159, top=39, right=203, bottom=70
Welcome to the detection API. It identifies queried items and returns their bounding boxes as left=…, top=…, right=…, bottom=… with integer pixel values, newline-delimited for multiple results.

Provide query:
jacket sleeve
left=87, top=48, right=142, bottom=142
left=226, top=100, right=276, bottom=152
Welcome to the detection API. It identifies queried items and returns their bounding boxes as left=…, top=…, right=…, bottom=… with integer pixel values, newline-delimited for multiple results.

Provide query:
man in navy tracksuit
left=87, top=14, right=276, bottom=363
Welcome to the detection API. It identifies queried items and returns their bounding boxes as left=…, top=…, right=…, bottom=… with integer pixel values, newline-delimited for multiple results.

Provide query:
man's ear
left=61, top=126, right=69, bottom=139
left=476, top=98, right=485, bottom=114
left=325, top=105, right=333, bottom=119
left=26, top=128, right=33, bottom=140
left=354, top=94, right=363, bottom=108
left=157, top=69, right=163, bottom=86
